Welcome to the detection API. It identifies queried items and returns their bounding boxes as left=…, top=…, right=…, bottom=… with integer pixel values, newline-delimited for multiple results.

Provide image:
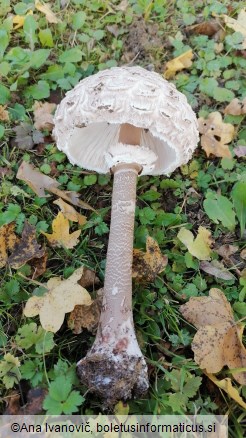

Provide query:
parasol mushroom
left=53, top=66, right=199, bottom=405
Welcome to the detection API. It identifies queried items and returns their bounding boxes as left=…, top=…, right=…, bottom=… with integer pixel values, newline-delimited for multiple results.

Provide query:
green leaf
left=84, top=174, right=97, bottom=185
left=140, top=190, right=161, bottom=201
left=30, top=49, right=50, bottom=69
left=59, top=48, right=83, bottom=63
left=23, top=14, right=38, bottom=50
left=94, top=29, right=105, bottom=41
left=25, top=80, right=50, bottom=100
left=199, top=78, right=218, bottom=97
left=0, top=28, right=9, bottom=60
left=0, top=125, right=5, bottom=138
left=62, top=391, right=84, bottom=414
left=43, top=376, right=84, bottom=414
left=0, top=83, right=10, bottom=104
left=203, top=192, right=236, bottom=230
left=0, top=353, right=21, bottom=389
left=72, top=11, right=86, bottom=30
left=40, top=64, right=64, bottom=81
left=38, top=29, right=54, bottom=47
left=0, top=203, right=21, bottom=226
left=183, top=376, right=202, bottom=398
left=15, top=323, right=55, bottom=353
left=213, top=87, right=235, bottom=102
left=49, top=376, right=72, bottom=401
left=232, top=180, right=246, bottom=237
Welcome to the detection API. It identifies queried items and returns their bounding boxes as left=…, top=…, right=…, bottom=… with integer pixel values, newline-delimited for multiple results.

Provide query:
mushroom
left=53, top=66, right=199, bottom=405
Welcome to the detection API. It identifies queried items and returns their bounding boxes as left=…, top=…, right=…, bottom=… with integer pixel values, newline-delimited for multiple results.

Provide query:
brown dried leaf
left=164, top=50, right=193, bottom=79
left=68, top=290, right=102, bottom=334
left=132, top=236, right=168, bottom=282
left=33, top=101, right=56, bottom=131
left=77, top=266, right=100, bottom=289
left=200, top=260, right=235, bottom=280
left=0, top=223, right=18, bottom=268
left=4, top=388, right=47, bottom=415
left=31, top=252, right=48, bottom=279
left=185, top=20, right=220, bottom=36
left=198, top=112, right=234, bottom=158
left=41, top=212, right=81, bottom=249
left=0, top=105, right=9, bottom=122
left=53, top=198, right=87, bottom=225
left=17, top=161, right=95, bottom=211
left=224, top=98, right=246, bottom=115
left=180, top=288, right=246, bottom=384
left=8, top=222, right=45, bottom=269
left=234, top=145, right=246, bottom=157
left=217, top=244, right=238, bottom=259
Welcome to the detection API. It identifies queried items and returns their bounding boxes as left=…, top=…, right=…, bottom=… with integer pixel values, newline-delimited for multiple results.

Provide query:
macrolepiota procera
left=53, top=66, right=199, bottom=405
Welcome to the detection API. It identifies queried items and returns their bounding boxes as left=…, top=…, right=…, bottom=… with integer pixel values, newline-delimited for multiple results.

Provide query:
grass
left=0, top=0, right=246, bottom=434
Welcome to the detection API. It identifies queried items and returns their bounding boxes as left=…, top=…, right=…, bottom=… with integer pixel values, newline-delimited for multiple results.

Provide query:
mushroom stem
left=77, top=162, right=149, bottom=405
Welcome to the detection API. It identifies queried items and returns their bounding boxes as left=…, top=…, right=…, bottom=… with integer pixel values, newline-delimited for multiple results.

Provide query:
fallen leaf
left=240, top=248, right=246, bottom=260
left=4, top=387, right=48, bottom=414
left=0, top=167, right=12, bottom=178
left=164, top=49, right=193, bottom=79
left=24, top=266, right=92, bottom=332
left=198, top=112, right=234, bottom=158
left=205, top=374, right=246, bottom=410
left=33, top=101, right=56, bottom=131
left=31, top=252, right=48, bottom=279
left=223, top=9, right=246, bottom=49
left=224, top=97, right=246, bottom=115
left=12, top=11, right=33, bottom=29
left=200, top=260, right=235, bottom=280
left=0, top=223, right=18, bottom=268
left=17, top=161, right=95, bottom=210
left=68, top=289, right=102, bottom=334
left=0, top=105, right=9, bottom=122
left=180, top=288, right=246, bottom=384
left=132, top=236, right=168, bottom=282
left=177, top=226, right=213, bottom=261
left=185, top=20, right=220, bottom=36
left=234, top=145, right=246, bottom=157
left=41, top=212, right=81, bottom=249
left=12, top=123, right=44, bottom=150
left=53, top=198, right=87, bottom=226
left=7, top=222, right=45, bottom=269
left=35, top=0, right=61, bottom=24
left=77, top=266, right=100, bottom=289
left=217, top=244, right=238, bottom=259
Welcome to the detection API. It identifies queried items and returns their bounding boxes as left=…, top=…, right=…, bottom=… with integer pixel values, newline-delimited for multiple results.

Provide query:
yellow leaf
left=177, top=226, right=212, bottom=260
left=53, top=198, right=87, bottom=226
left=206, top=373, right=246, bottom=410
left=164, top=50, right=193, bottom=79
left=223, top=9, right=246, bottom=49
left=35, top=0, right=61, bottom=24
left=0, top=105, right=9, bottom=122
left=132, top=236, right=168, bottom=282
left=41, top=212, right=81, bottom=249
left=180, top=288, right=246, bottom=385
left=24, top=266, right=92, bottom=332
left=224, top=97, right=246, bottom=116
left=12, top=11, right=33, bottom=29
left=198, top=112, right=234, bottom=159
left=0, top=223, right=17, bottom=268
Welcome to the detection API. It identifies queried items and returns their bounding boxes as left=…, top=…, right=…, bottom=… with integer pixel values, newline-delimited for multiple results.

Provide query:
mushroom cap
left=53, top=66, right=199, bottom=176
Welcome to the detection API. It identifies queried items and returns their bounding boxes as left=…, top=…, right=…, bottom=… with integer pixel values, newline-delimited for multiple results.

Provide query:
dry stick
left=77, top=125, right=149, bottom=405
